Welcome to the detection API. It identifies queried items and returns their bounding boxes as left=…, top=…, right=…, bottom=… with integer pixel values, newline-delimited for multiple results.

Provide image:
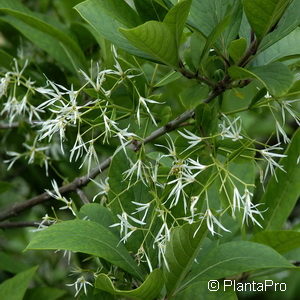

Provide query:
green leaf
left=120, top=21, right=178, bottom=66
left=95, top=269, right=164, bottom=300
left=120, top=0, right=191, bottom=66
left=0, top=252, right=28, bottom=274
left=228, top=38, right=247, bottom=63
left=164, top=221, right=207, bottom=297
left=0, top=267, right=38, bottom=300
left=1, top=16, right=77, bottom=72
left=189, top=0, right=242, bottom=48
left=75, top=0, right=149, bottom=58
left=133, top=0, right=168, bottom=22
left=154, top=71, right=182, bottom=87
left=243, top=0, right=292, bottom=41
left=252, top=231, right=300, bottom=254
left=78, top=203, right=116, bottom=228
left=163, top=0, right=192, bottom=48
left=228, top=62, right=294, bottom=96
left=259, top=0, right=300, bottom=51
left=198, top=13, right=232, bottom=65
left=0, top=49, right=13, bottom=69
left=0, top=0, right=86, bottom=70
left=24, top=287, right=65, bottom=300
left=248, top=87, right=267, bottom=108
left=174, top=281, right=237, bottom=300
left=194, top=101, right=218, bottom=135
left=179, top=241, right=293, bottom=292
left=26, top=220, right=144, bottom=279
left=259, top=129, right=300, bottom=230
left=254, top=27, right=300, bottom=65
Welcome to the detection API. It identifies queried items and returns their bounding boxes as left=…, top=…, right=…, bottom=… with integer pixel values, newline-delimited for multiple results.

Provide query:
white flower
left=205, top=209, right=230, bottom=236
left=110, top=212, right=145, bottom=243
left=79, top=140, right=100, bottom=173
left=136, top=247, right=153, bottom=272
left=123, top=158, right=148, bottom=186
left=155, top=135, right=177, bottom=159
left=131, top=201, right=151, bottom=222
left=275, top=121, right=290, bottom=144
left=232, top=187, right=243, bottom=215
left=219, top=115, right=243, bottom=141
left=33, top=214, right=56, bottom=232
left=281, top=100, right=300, bottom=126
left=242, top=189, right=264, bottom=228
left=70, top=132, right=87, bottom=162
left=4, top=151, right=22, bottom=170
left=265, top=91, right=272, bottom=99
left=186, top=158, right=207, bottom=175
left=0, top=73, right=10, bottom=98
left=59, top=199, right=76, bottom=216
left=165, top=158, right=207, bottom=212
left=46, top=180, right=76, bottom=216
left=114, top=127, right=138, bottom=159
left=12, top=58, right=29, bottom=85
left=137, top=96, right=161, bottom=126
left=189, top=196, right=200, bottom=222
left=79, top=63, right=114, bottom=95
left=66, top=276, right=93, bottom=297
left=259, top=144, right=287, bottom=181
left=178, top=129, right=202, bottom=152
left=91, top=178, right=110, bottom=202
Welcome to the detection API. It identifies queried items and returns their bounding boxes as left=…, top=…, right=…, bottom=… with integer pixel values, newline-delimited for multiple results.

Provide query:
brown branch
left=0, top=91, right=223, bottom=222
left=0, top=221, right=39, bottom=229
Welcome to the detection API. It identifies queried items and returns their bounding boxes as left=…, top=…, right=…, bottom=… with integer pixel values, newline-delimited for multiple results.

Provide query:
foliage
left=0, top=0, right=299, bottom=299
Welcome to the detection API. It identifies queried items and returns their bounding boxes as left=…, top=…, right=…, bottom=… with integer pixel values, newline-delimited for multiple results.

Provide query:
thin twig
left=0, top=221, right=39, bottom=229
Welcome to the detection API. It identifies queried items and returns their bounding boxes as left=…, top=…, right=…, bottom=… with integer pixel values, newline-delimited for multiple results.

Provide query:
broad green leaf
left=285, top=80, right=300, bottom=100
left=198, top=14, right=232, bottom=65
left=189, top=0, right=242, bottom=48
left=163, top=0, right=192, bottom=48
left=174, top=281, right=237, bottom=300
left=180, top=84, right=210, bottom=110
left=179, top=241, right=293, bottom=292
left=133, top=0, right=168, bottom=21
left=0, top=267, right=38, bottom=300
left=78, top=203, right=116, bottom=228
left=95, top=269, right=164, bottom=300
left=252, top=231, right=300, bottom=254
left=164, top=221, right=207, bottom=297
left=0, top=0, right=86, bottom=70
left=243, top=0, right=292, bottom=41
left=194, top=101, right=218, bottom=134
left=248, top=87, right=268, bottom=109
left=75, top=0, right=150, bottom=58
left=120, top=0, right=191, bottom=66
left=228, top=38, right=247, bottom=63
left=1, top=16, right=77, bottom=72
left=0, top=252, right=28, bottom=274
left=254, top=27, right=300, bottom=65
left=259, top=129, right=300, bottom=230
left=120, top=21, right=178, bottom=66
left=0, top=49, right=13, bottom=69
left=259, top=0, right=300, bottom=51
left=24, top=287, right=65, bottom=300
left=26, top=220, right=144, bottom=279
left=228, top=62, right=294, bottom=96
left=154, top=71, right=182, bottom=87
